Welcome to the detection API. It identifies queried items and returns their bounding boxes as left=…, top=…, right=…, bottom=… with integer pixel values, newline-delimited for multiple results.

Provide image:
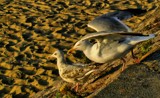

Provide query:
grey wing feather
left=79, top=31, right=129, bottom=41
left=87, top=11, right=133, bottom=32
left=103, top=10, right=133, bottom=20
left=79, top=32, right=150, bottom=45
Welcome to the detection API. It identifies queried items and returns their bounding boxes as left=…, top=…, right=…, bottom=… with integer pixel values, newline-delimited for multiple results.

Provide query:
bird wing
left=73, top=63, right=90, bottom=67
left=62, top=65, right=96, bottom=82
left=87, top=11, right=133, bottom=32
left=101, top=10, right=133, bottom=20
left=79, top=32, right=153, bottom=48
left=79, top=31, right=144, bottom=42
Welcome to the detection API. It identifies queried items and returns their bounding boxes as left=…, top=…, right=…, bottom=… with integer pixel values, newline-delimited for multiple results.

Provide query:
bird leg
left=75, top=83, right=79, bottom=92
left=121, top=57, right=126, bottom=72
left=131, top=49, right=141, bottom=64
left=71, top=83, right=79, bottom=92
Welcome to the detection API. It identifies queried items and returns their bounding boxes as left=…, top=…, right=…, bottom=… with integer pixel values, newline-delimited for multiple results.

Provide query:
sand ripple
left=0, top=0, right=157, bottom=97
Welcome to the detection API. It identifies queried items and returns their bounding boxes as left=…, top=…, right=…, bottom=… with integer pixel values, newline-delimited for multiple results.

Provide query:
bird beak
left=50, top=54, right=54, bottom=57
left=67, top=48, right=76, bottom=55
left=48, top=54, right=54, bottom=59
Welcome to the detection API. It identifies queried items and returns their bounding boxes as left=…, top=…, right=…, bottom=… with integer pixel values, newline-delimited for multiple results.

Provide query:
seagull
left=68, top=32, right=155, bottom=64
left=87, top=10, right=134, bottom=60
left=50, top=49, right=95, bottom=84
left=87, top=10, right=133, bottom=32
left=50, top=49, right=105, bottom=91
left=84, top=10, right=147, bottom=63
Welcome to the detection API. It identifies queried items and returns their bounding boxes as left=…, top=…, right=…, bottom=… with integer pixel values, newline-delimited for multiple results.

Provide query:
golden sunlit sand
left=0, top=0, right=159, bottom=97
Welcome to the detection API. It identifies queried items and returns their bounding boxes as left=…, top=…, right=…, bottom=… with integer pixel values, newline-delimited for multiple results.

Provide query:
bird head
left=50, top=49, right=63, bottom=58
left=67, top=40, right=88, bottom=54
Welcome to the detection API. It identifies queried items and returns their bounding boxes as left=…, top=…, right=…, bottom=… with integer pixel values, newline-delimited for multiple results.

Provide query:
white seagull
left=68, top=32, right=155, bottom=64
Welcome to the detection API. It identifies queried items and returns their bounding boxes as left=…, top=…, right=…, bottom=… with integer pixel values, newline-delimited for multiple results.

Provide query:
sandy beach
left=0, top=0, right=159, bottom=97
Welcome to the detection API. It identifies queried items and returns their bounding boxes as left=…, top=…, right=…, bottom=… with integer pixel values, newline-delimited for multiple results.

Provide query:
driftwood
left=31, top=5, right=160, bottom=98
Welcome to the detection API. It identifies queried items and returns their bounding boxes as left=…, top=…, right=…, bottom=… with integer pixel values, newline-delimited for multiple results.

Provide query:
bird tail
left=128, top=34, right=155, bottom=45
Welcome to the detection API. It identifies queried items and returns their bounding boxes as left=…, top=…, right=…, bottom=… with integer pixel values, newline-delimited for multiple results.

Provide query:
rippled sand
left=0, top=0, right=158, bottom=97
